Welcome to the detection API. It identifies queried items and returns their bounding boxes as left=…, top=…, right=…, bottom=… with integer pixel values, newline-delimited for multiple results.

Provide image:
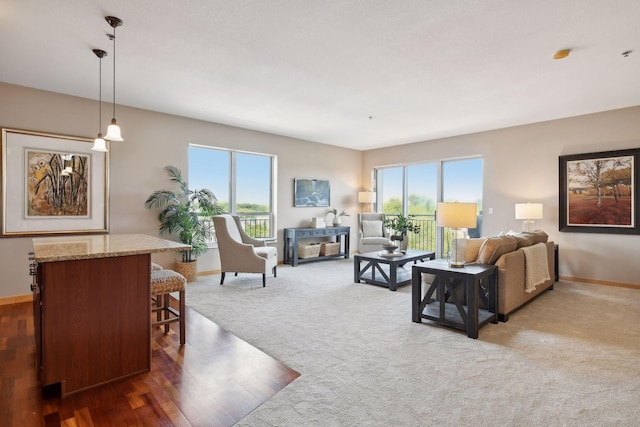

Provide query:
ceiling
left=1, top=1, right=639, bottom=150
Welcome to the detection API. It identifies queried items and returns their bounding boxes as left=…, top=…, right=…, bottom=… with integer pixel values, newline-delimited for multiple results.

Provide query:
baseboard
left=560, top=276, right=639, bottom=290
left=0, top=294, right=33, bottom=306
left=197, top=270, right=219, bottom=276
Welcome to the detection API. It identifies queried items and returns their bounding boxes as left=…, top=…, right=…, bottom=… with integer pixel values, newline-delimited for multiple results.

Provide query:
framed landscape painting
left=559, top=148, right=639, bottom=234
left=294, top=178, right=330, bottom=207
left=1, top=128, right=109, bottom=237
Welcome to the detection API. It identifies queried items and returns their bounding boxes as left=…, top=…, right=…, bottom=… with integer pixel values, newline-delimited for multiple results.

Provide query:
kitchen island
left=31, top=234, right=189, bottom=397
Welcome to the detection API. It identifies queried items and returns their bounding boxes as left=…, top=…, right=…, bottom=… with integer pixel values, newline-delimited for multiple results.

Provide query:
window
left=189, top=145, right=275, bottom=238
left=375, top=157, right=482, bottom=255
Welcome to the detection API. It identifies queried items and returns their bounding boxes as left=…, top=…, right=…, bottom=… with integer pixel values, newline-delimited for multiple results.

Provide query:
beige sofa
left=465, top=231, right=555, bottom=321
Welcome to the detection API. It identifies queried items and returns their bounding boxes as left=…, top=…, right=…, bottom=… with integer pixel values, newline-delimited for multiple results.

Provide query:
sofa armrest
left=495, top=250, right=525, bottom=315
left=495, top=241, right=556, bottom=317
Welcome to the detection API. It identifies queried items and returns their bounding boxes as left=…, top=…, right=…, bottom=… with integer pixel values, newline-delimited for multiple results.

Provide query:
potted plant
left=144, top=165, right=222, bottom=281
left=383, top=214, right=421, bottom=251
left=327, top=208, right=349, bottom=226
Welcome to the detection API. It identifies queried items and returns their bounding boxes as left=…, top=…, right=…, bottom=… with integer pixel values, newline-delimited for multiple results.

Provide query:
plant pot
left=174, top=260, right=198, bottom=282
left=333, top=216, right=342, bottom=226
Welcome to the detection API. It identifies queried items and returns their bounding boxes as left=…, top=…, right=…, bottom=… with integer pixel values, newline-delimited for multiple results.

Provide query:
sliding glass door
left=375, top=157, right=482, bottom=255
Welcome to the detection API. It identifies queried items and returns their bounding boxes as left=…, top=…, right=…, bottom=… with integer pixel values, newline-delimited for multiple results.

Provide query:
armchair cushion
left=255, top=246, right=277, bottom=260
left=362, top=220, right=384, bottom=237
left=361, top=236, right=391, bottom=245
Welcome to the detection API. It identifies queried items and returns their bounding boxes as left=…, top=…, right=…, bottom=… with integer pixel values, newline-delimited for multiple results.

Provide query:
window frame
left=189, top=144, right=276, bottom=240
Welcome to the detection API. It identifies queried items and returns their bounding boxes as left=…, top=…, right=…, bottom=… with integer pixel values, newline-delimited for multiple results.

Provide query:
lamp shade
left=358, top=191, right=376, bottom=203
left=515, top=203, right=543, bottom=220
left=104, top=120, right=123, bottom=142
left=437, top=202, right=477, bottom=228
left=92, top=136, right=108, bottom=152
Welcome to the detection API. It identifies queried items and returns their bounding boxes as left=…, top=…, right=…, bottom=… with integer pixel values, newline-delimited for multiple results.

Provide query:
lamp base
left=522, top=220, right=535, bottom=233
left=447, top=228, right=467, bottom=268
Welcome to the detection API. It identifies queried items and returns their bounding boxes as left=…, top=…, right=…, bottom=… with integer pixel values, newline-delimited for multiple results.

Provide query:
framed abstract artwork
left=559, top=148, right=639, bottom=234
left=294, top=178, right=330, bottom=207
left=1, top=128, right=109, bottom=236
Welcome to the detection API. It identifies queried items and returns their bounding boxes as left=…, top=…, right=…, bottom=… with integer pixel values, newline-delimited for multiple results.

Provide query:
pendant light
left=91, top=49, right=108, bottom=152
left=104, top=16, right=124, bottom=142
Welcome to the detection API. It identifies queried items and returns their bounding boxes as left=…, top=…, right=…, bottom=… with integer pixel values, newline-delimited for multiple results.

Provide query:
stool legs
left=179, top=290, right=185, bottom=346
left=151, top=269, right=186, bottom=346
left=152, top=293, right=185, bottom=346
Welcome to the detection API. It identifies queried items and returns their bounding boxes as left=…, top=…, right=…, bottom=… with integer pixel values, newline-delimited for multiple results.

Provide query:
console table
left=411, top=259, right=498, bottom=339
left=284, top=226, right=350, bottom=266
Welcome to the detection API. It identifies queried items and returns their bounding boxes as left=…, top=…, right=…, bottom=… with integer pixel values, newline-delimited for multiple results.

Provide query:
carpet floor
left=186, top=258, right=640, bottom=427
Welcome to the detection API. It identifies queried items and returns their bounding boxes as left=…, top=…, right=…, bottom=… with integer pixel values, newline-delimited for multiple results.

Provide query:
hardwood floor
left=0, top=301, right=300, bottom=426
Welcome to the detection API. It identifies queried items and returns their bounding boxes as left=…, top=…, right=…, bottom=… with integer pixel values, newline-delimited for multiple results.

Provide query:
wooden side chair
left=151, top=268, right=186, bottom=346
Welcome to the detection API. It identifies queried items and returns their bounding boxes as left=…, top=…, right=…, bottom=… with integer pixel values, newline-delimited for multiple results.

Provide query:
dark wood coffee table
left=354, top=250, right=435, bottom=291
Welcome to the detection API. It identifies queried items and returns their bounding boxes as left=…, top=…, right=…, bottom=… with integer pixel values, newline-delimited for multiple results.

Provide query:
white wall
left=0, top=83, right=362, bottom=299
left=363, top=107, right=640, bottom=286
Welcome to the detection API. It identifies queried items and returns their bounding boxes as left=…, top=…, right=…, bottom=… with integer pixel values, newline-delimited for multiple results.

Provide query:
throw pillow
left=511, top=233, right=535, bottom=248
left=466, top=238, right=487, bottom=263
left=362, top=220, right=383, bottom=237
left=524, top=230, right=549, bottom=243
left=476, top=235, right=518, bottom=264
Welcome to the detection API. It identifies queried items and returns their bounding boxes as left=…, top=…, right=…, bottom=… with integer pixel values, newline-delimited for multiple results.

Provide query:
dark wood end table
left=411, top=259, right=498, bottom=339
left=354, top=250, right=435, bottom=291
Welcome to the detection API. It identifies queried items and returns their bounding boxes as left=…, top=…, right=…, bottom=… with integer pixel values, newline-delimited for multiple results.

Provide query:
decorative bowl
left=381, top=244, right=398, bottom=254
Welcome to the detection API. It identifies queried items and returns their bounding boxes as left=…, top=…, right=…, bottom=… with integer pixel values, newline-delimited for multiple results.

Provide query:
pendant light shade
left=105, top=119, right=122, bottom=142
left=92, top=135, right=108, bottom=152
left=104, top=16, right=124, bottom=142
left=91, top=48, right=109, bottom=152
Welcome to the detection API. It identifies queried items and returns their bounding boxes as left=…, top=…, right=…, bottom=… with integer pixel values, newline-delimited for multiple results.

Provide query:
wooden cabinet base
left=35, top=254, right=151, bottom=397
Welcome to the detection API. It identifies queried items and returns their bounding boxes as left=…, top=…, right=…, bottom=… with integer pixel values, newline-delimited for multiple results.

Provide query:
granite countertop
left=32, top=234, right=191, bottom=262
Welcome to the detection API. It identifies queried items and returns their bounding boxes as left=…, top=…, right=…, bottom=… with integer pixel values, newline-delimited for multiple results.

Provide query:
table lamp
left=437, top=202, right=477, bottom=267
left=515, top=203, right=543, bottom=232
left=358, top=191, right=376, bottom=212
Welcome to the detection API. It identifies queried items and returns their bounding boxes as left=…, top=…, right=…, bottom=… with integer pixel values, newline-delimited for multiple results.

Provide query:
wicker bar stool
left=151, top=269, right=186, bottom=345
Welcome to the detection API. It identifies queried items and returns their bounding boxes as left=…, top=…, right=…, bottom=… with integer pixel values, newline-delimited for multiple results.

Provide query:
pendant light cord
left=99, top=55, right=102, bottom=132
left=111, top=27, right=116, bottom=119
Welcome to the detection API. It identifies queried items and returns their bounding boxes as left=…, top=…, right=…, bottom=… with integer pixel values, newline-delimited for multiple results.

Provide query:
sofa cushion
left=524, top=230, right=549, bottom=243
left=466, top=238, right=487, bottom=262
left=477, top=235, right=518, bottom=264
left=510, top=233, right=534, bottom=248
left=362, top=220, right=384, bottom=237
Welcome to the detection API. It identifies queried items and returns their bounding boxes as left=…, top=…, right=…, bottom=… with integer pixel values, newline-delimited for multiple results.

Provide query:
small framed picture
left=294, top=178, right=330, bottom=207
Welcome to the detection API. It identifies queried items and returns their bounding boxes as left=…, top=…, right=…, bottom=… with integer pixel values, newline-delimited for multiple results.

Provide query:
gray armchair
left=358, top=213, right=392, bottom=253
left=212, top=214, right=277, bottom=287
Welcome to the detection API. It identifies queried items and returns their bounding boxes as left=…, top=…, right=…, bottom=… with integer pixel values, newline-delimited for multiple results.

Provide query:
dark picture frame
left=559, top=148, right=639, bottom=234
left=294, top=178, right=330, bottom=207
left=1, top=128, right=109, bottom=237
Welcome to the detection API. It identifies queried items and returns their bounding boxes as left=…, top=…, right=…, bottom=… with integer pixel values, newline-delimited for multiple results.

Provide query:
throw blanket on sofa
left=522, top=242, right=551, bottom=293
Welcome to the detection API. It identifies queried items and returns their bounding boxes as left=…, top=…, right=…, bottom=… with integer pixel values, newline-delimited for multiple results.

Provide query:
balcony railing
left=237, top=215, right=272, bottom=238
left=384, top=214, right=438, bottom=252
left=385, top=213, right=482, bottom=255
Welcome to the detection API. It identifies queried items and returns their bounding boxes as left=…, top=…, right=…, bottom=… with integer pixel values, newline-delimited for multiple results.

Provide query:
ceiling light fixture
left=104, top=16, right=124, bottom=142
left=553, top=49, right=571, bottom=60
left=91, top=48, right=108, bottom=152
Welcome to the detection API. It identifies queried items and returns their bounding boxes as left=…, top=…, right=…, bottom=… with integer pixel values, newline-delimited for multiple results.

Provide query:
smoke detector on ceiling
left=553, top=49, right=571, bottom=60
